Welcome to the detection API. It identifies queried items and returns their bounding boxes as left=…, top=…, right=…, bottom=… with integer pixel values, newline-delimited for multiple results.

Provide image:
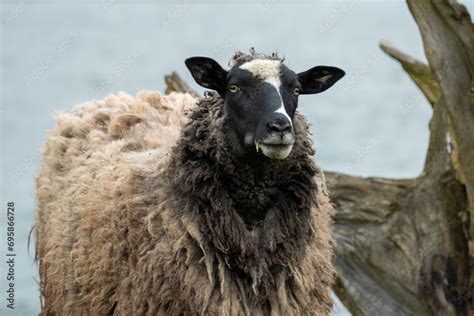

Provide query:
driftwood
left=165, top=1, right=473, bottom=314
left=330, top=1, right=472, bottom=315
left=165, top=71, right=200, bottom=98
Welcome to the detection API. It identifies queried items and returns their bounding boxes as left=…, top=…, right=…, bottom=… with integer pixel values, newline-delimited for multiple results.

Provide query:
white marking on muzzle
left=240, top=60, right=292, bottom=126
left=265, top=76, right=292, bottom=126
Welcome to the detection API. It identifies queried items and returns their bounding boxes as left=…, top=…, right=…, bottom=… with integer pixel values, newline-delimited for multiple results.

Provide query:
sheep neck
left=165, top=93, right=321, bottom=289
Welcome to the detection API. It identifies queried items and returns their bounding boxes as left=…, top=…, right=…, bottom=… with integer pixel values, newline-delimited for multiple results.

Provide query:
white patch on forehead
left=239, top=59, right=292, bottom=125
left=239, top=59, right=281, bottom=79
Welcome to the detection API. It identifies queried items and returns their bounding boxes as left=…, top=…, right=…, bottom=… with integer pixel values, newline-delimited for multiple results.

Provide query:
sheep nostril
left=267, top=121, right=291, bottom=134
left=281, top=123, right=292, bottom=133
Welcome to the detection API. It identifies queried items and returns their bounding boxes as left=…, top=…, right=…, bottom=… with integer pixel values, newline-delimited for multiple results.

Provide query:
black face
left=185, top=56, right=345, bottom=159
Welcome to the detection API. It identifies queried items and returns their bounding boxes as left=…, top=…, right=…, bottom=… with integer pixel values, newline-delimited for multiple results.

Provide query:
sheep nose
left=267, top=119, right=292, bottom=134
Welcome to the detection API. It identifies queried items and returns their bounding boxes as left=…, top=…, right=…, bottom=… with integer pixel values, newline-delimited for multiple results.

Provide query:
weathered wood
left=332, top=1, right=472, bottom=314
left=380, top=41, right=439, bottom=105
left=165, top=71, right=200, bottom=98
left=407, top=0, right=474, bottom=268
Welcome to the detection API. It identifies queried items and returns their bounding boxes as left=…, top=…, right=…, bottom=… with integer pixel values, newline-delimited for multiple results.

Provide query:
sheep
left=35, top=50, right=345, bottom=315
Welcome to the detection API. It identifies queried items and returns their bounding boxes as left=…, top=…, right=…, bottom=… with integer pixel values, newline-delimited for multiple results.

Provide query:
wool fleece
left=35, top=88, right=335, bottom=315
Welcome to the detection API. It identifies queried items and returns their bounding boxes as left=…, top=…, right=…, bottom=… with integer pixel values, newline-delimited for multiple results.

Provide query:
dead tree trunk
left=164, top=1, right=472, bottom=314
left=329, top=1, right=473, bottom=314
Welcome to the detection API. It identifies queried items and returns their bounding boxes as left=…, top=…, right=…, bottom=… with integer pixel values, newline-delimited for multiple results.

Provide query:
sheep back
left=35, top=90, right=196, bottom=315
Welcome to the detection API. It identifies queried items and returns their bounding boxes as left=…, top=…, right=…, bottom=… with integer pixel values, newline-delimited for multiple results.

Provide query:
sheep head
left=185, top=52, right=344, bottom=160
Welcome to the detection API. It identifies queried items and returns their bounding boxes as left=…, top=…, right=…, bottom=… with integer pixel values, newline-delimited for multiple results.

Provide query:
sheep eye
left=228, top=85, right=240, bottom=93
left=293, top=87, right=301, bottom=95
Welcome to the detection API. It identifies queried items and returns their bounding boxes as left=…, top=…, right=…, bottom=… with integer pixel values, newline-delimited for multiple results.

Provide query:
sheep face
left=185, top=55, right=344, bottom=160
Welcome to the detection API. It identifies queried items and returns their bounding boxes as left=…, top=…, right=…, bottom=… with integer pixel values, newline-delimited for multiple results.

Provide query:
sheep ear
left=185, top=57, right=228, bottom=94
left=297, top=66, right=345, bottom=94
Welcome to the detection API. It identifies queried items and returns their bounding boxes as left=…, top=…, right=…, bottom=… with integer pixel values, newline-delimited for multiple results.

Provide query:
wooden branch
left=423, top=96, right=449, bottom=173
left=380, top=41, right=439, bottom=105
left=379, top=35, right=470, bottom=184
left=407, top=0, right=474, bottom=285
left=165, top=71, right=200, bottom=98
left=379, top=41, right=451, bottom=172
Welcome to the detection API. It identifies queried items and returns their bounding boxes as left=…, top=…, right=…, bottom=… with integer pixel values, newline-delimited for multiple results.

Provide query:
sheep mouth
left=256, top=142, right=294, bottom=160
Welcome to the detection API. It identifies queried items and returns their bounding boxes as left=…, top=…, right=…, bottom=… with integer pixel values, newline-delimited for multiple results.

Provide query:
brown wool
left=35, top=89, right=335, bottom=315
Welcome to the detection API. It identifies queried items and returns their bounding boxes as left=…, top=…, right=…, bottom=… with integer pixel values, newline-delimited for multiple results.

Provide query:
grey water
left=1, top=1, right=472, bottom=315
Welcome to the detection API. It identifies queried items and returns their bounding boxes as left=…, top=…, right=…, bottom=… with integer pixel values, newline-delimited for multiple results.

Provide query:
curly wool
left=230, top=48, right=284, bottom=67
left=35, top=90, right=335, bottom=315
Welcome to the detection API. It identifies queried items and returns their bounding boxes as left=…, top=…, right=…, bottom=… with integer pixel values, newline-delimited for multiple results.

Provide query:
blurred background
left=1, top=0, right=472, bottom=315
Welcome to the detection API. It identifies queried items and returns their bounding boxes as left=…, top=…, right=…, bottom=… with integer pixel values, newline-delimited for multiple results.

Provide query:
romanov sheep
left=35, top=50, right=345, bottom=315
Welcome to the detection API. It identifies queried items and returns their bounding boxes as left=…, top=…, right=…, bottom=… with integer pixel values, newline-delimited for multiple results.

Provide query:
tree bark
left=331, top=1, right=472, bottom=315
left=164, top=2, right=472, bottom=314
